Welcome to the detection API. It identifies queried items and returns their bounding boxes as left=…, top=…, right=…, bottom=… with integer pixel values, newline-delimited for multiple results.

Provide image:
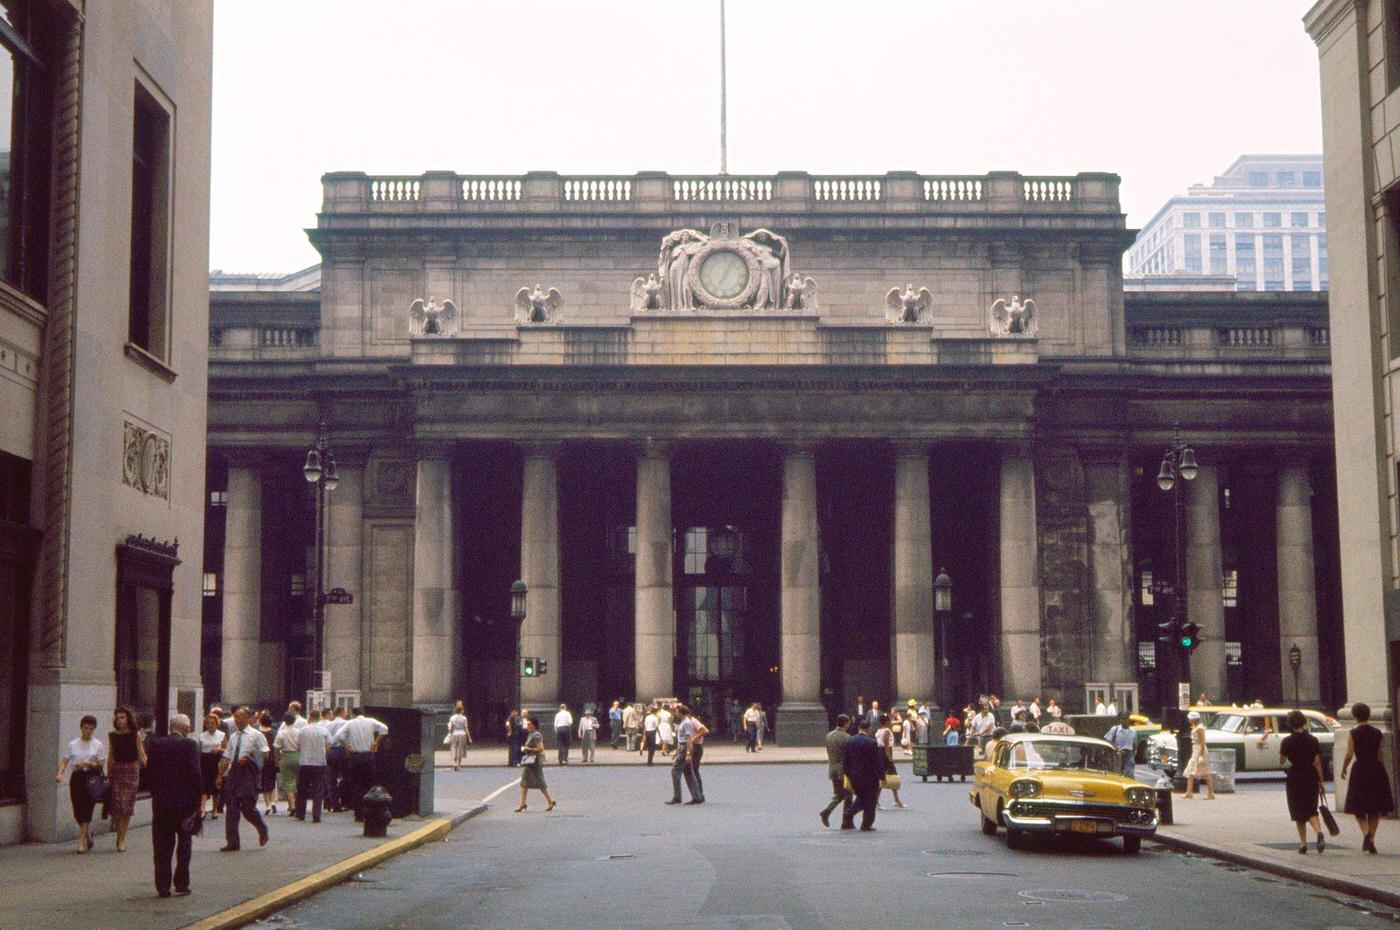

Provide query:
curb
left=1152, top=831, right=1400, bottom=911
left=180, top=803, right=487, bottom=930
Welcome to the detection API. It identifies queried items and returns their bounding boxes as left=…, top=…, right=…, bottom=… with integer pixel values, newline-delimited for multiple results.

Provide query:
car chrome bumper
left=1003, top=802, right=1158, bottom=836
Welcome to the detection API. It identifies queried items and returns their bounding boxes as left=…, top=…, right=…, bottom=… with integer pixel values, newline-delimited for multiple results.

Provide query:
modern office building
left=1126, top=155, right=1327, bottom=292
left=0, top=1, right=214, bottom=843
left=204, top=169, right=1338, bottom=746
left=1306, top=0, right=1400, bottom=800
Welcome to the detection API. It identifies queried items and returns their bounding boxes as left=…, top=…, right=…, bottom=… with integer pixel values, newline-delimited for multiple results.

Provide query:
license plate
left=1070, top=820, right=1106, bottom=834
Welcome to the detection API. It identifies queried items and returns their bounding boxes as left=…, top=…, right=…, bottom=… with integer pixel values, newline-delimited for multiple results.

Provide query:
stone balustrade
left=1123, top=292, right=1329, bottom=362
left=320, top=170, right=1122, bottom=215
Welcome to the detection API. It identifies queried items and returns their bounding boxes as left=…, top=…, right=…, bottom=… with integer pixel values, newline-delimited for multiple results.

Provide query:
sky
left=210, top=0, right=1322, bottom=274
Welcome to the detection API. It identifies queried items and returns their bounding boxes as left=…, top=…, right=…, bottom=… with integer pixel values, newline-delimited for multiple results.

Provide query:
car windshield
left=1217, top=715, right=1251, bottom=734
left=1007, top=740, right=1118, bottom=773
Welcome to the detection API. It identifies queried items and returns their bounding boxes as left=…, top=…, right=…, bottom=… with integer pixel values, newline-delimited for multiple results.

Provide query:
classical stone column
left=325, top=463, right=363, bottom=694
left=634, top=443, right=674, bottom=701
left=412, top=454, right=458, bottom=703
left=892, top=445, right=936, bottom=705
left=520, top=446, right=561, bottom=708
left=221, top=464, right=263, bottom=703
left=1277, top=459, right=1321, bottom=704
left=998, top=447, right=1042, bottom=701
left=1186, top=464, right=1226, bottom=701
left=778, top=446, right=828, bottom=744
left=1084, top=453, right=1136, bottom=687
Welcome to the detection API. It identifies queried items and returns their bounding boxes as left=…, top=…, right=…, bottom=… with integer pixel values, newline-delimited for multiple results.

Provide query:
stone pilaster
left=1084, top=452, right=1136, bottom=687
left=1186, top=464, right=1226, bottom=701
left=411, top=455, right=458, bottom=703
left=892, top=445, right=935, bottom=705
left=998, top=446, right=1041, bottom=701
left=777, top=446, right=827, bottom=744
left=221, top=465, right=263, bottom=704
left=1277, top=459, right=1320, bottom=704
left=520, top=446, right=560, bottom=708
left=325, top=463, right=363, bottom=693
left=634, top=443, right=673, bottom=702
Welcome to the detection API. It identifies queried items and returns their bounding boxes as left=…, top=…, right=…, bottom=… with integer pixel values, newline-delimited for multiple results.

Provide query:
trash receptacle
left=1208, top=748, right=1236, bottom=794
left=913, top=743, right=975, bottom=782
left=364, top=705, right=437, bottom=818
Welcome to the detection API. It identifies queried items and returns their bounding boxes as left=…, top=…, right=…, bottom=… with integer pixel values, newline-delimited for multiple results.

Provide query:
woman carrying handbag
left=55, top=715, right=107, bottom=852
left=874, top=713, right=905, bottom=809
left=514, top=716, right=556, bottom=813
left=1279, top=709, right=1327, bottom=854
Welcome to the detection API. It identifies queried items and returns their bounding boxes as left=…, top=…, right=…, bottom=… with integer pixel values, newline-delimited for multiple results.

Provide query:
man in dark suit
left=146, top=714, right=202, bottom=897
left=819, top=714, right=852, bottom=827
left=841, top=719, right=885, bottom=831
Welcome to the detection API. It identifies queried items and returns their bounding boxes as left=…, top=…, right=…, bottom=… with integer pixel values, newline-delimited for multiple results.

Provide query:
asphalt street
left=257, top=760, right=1400, bottom=930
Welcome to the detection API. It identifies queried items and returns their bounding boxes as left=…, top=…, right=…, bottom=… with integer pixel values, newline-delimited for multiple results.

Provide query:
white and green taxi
left=1147, top=707, right=1337, bottom=776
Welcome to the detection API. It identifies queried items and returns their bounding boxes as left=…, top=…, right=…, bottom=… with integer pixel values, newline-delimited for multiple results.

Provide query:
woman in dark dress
left=257, top=712, right=279, bottom=814
left=514, top=716, right=555, bottom=813
left=1279, top=709, right=1326, bottom=854
left=1341, top=702, right=1395, bottom=853
left=106, top=706, right=146, bottom=852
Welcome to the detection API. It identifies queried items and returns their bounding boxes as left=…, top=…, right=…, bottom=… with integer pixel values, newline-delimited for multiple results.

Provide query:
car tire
left=1006, top=826, right=1025, bottom=850
left=981, top=812, right=997, bottom=835
left=1123, top=835, right=1141, bottom=855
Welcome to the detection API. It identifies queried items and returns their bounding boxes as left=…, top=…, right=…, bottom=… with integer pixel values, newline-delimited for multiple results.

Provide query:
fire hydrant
left=362, top=786, right=393, bottom=838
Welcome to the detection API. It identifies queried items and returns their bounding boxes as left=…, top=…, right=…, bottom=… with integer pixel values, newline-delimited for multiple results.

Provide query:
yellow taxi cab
left=971, top=732, right=1158, bottom=854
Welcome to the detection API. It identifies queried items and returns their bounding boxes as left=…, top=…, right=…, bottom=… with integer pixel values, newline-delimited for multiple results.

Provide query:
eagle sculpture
left=408, top=296, right=459, bottom=336
left=629, top=273, right=664, bottom=312
left=515, top=284, right=564, bottom=323
left=885, top=284, right=932, bottom=324
left=988, top=295, right=1038, bottom=337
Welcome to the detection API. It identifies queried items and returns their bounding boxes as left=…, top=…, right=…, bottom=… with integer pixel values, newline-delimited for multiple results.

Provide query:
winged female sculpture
left=515, top=284, right=564, bottom=323
left=409, top=296, right=459, bottom=336
left=885, top=284, right=933, bottom=323
left=988, top=295, right=1038, bottom=336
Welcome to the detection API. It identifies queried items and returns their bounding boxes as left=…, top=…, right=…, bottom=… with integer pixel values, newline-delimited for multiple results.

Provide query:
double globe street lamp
left=303, top=425, right=339, bottom=694
left=510, top=579, right=528, bottom=717
left=1155, top=429, right=1199, bottom=706
left=934, top=567, right=952, bottom=711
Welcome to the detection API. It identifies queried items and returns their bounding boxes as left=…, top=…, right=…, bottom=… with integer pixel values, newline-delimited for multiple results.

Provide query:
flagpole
left=719, top=0, right=728, bottom=175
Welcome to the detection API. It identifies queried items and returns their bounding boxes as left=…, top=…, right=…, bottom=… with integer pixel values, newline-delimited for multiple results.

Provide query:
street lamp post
left=934, top=568, right=952, bottom=712
left=510, top=579, right=528, bottom=716
left=1156, top=428, right=1198, bottom=709
left=302, top=423, right=338, bottom=698
left=1289, top=643, right=1302, bottom=709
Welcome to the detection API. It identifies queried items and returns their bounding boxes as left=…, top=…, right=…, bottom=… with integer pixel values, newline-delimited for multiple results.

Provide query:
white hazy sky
left=210, top=0, right=1321, bottom=273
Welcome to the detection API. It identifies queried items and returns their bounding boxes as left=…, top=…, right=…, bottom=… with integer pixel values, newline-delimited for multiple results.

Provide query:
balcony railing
left=321, top=170, right=1121, bottom=216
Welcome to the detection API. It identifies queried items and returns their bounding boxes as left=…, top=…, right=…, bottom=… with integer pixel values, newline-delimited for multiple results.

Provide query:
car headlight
left=1009, top=779, right=1042, bottom=799
left=1125, top=786, right=1155, bottom=806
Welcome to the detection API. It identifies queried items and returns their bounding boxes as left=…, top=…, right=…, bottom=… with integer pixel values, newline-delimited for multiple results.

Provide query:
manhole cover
left=1018, top=889, right=1127, bottom=904
left=925, top=870, right=1018, bottom=878
left=922, top=849, right=990, bottom=857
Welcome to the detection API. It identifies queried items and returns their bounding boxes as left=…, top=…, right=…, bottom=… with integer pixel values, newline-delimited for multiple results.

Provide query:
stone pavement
left=1156, top=782, right=1400, bottom=908
left=439, top=739, right=829, bottom=768
left=0, top=790, right=481, bottom=930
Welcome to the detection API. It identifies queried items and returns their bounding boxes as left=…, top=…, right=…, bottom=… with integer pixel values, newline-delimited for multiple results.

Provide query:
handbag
left=880, top=772, right=902, bottom=792
left=1319, top=794, right=1341, bottom=836
left=84, top=771, right=110, bottom=803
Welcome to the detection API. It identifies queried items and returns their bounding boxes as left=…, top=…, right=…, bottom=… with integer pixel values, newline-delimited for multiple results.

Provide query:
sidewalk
left=1154, top=784, right=1400, bottom=908
left=441, top=740, right=829, bottom=768
left=0, top=793, right=482, bottom=930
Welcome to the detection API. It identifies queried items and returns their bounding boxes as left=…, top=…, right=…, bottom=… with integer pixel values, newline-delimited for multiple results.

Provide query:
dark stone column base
left=775, top=702, right=830, bottom=746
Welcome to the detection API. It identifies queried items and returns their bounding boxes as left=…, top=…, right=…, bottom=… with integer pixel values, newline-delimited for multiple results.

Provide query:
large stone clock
left=687, top=240, right=761, bottom=309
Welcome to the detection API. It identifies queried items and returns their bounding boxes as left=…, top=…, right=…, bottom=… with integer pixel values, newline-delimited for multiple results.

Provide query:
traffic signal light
left=1178, top=622, right=1200, bottom=652
left=1156, top=617, right=1180, bottom=648
left=537, top=659, right=549, bottom=676
left=522, top=656, right=537, bottom=677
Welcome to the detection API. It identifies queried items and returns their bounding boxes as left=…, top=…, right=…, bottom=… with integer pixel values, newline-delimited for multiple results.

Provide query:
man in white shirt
left=1105, top=700, right=1119, bottom=718
left=642, top=706, right=660, bottom=766
left=970, top=704, right=997, bottom=757
left=331, top=708, right=387, bottom=821
left=284, top=701, right=308, bottom=729
left=622, top=702, right=640, bottom=753
left=665, top=705, right=707, bottom=805
left=294, top=709, right=331, bottom=822
left=553, top=704, right=574, bottom=765
left=217, top=706, right=270, bottom=851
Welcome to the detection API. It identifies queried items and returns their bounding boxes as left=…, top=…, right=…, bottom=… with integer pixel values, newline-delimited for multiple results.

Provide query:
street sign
left=1177, top=682, right=1191, bottom=709
left=324, top=587, right=354, bottom=605
left=1149, top=581, right=1176, bottom=596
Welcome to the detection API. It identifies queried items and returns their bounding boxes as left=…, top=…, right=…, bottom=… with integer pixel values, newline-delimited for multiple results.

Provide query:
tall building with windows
left=1125, top=156, right=1327, bottom=292
left=0, top=1, right=213, bottom=844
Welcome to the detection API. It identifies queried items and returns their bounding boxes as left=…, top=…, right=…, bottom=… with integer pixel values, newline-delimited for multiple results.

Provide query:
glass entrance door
left=677, top=585, right=747, bottom=728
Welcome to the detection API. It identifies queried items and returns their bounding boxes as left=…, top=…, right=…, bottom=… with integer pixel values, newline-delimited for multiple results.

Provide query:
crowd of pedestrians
left=53, top=700, right=391, bottom=898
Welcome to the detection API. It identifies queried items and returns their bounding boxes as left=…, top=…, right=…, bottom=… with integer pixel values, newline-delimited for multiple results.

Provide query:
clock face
left=698, top=250, right=748, bottom=300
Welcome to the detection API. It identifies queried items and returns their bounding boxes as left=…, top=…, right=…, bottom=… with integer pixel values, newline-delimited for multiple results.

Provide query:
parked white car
left=1148, top=708, right=1337, bottom=776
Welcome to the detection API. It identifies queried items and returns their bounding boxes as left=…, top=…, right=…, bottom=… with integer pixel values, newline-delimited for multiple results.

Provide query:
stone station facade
left=206, top=170, right=1337, bottom=743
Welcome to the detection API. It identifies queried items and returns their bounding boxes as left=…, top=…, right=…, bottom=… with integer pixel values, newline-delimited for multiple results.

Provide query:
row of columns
left=219, top=445, right=1325, bottom=714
